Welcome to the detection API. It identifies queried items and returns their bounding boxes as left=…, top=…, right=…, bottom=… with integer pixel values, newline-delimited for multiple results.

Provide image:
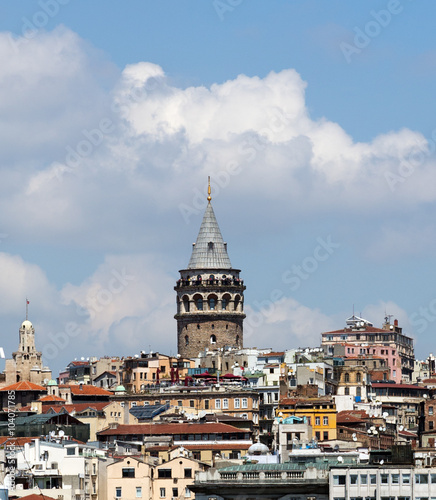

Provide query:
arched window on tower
left=185, top=335, right=189, bottom=346
left=234, top=295, right=241, bottom=311
left=183, top=296, right=190, bottom=313
left=210, top=334, right=216, bottom=344
left=236, top=335, right=240, bottom=345
left=208, top=294, right=217, bottom=311
left=344, top=373, right=350, bottom=383
left=222, top=293, right=230, bottom=311
left=194, top=295, right=203, bottom=311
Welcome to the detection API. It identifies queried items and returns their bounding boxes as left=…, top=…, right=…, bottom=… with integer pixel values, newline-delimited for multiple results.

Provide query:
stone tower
left=4, top=318, right=52, bottom=385
left=175, top=182, right=246, bottom=358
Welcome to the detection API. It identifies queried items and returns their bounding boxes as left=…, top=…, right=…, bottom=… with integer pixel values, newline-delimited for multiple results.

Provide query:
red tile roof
left=98, top=422, right=246, bottom=436
left=0, top=381, right=46, bottom=392
left=13, top=495, right=57, bottom=500
left=62, top=384, right=112, bottom=396
left=337, top=411, right=367, bottom=424
left=38, top=395, right=66, bottom=402
left=0, top=436, right=35, bottom=446
left=183, top=443, right=251, bottom=451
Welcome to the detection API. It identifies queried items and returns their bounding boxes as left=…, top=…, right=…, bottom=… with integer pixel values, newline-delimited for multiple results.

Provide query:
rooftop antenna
left=207, top=176, right=212, bottom=203
left=26, top=297, right=29, bottom=320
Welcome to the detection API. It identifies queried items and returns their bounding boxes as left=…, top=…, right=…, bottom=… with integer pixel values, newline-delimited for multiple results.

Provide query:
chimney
left=394, top=319, right=398, bottom=326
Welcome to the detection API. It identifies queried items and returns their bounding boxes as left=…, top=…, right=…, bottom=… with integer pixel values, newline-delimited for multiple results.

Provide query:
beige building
left=106, top=456, right=153, bottom=500
left=105, top=454, right=208, bottom=500
left=3, top=319, right=51, bottom=386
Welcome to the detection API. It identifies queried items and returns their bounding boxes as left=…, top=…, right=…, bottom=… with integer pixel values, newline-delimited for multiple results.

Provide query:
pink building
left=321, top=315, right=414, bottom=383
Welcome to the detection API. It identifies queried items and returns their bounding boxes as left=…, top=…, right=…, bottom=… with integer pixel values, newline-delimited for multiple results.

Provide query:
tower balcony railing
left=176, top=278, right=244, bottom=288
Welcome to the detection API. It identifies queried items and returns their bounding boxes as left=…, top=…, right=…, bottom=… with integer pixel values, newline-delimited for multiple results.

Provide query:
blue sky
left=1, top=1, right=436, bottom=376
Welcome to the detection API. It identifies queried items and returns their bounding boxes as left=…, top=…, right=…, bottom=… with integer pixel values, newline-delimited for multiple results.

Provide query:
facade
left=322, top=315, right=415, bottom=382
left=175, top=184, right=246, bottom=358
left=3, top=319, right=51, bottom=386
left=329, top=464, right=436, bottom=500
left=122, top=352, right=194, bottom=393
left=277, top=397, right=337, bottom=442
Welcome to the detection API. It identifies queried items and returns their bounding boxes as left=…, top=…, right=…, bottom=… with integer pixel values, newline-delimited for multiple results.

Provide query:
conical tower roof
left=187, top=197, right=232, bottom=270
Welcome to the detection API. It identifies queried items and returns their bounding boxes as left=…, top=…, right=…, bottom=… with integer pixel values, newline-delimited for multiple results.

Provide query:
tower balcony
left=175, top=278, right=246, bottom=291
left=174, top=310, right=246, bottom=320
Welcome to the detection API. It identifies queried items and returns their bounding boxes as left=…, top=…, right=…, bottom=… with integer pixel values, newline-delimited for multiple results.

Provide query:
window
left=356, top=373, right=361, bottom=382
left=323, top=416, right=328, bottom=425
left=222, top=398, right=229, bottom=409
left=242, top=398, right=248, bottom=408
left=159, top=488, right=165, bottom=498
left=210, top=334, right=216, bottom=344
left=122, top=468, right=135, bottom=478
left=178, top=400, right=182, bottom=407
left=215, top=399, right=221, bottom=409
left=205, top=400, right=209, bottom=410
left=381, top=474, right=388, bottom=484
left=416, top=474, right=428, bottom=484
left=333, top=475, right=346, bottom=485
left=136, top=487, right=142, bottom=498
left=158, top=469, right=172, bottom=478
left=184, top=468, right=192, bottom=478
left=172, top=488, right=178, bottom=498
left=185, top=335, right=189, bottom=346
left=185, top=486, right=191, bottom=498
left=344, top=373, right=350, bottom=382
left=345, top=387, right=350, bottom=395
left=430, top=421, right=434, bottom=430
left=360, top=475, right=367, bottom=485
left=370, top=474, right=377, bottom=484
left=235, top=398, right=240, bottom=409
left=431, top=474, right=436, bottom=483
left=196, top=297, right=203, bottom=310
left=190, top=400, right=194, bottom=408
left=115, top=487, right=122, bottom=498
left=430, top=406, right=434, bottom=415
left=402, top=474, right=410, bottom=484
left=323, top=431, right=329, bottom=440
left=315, top=417, right=320, bottom=426
left=315, top=431, right=320, bottom=440
left=350, top=475, right=358, bottom=485
left=392, top=474, right=399, bottom=484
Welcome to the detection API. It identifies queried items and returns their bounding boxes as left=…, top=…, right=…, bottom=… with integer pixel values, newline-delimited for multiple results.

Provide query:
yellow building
left=276, top=397, right=337, bottom=441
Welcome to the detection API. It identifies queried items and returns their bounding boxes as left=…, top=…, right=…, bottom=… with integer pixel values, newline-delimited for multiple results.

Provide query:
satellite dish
left=380, top=459, right=384, bottom=465
left=352, top=433, right=357, bottom=438
left=59, top=430, right=65, bottom=437
left=383, top=412, right=388, bottom=418
left=373, top=430, right=378, bottom=435
left=399, top=425, right=404, bottom=431
left=353, top=436, right=357, bottom=441
left=81, top=357, right=85, bottom=361
left=337, top=456, right=343, bottom=462
left=367, top=430, right=372, bottom=434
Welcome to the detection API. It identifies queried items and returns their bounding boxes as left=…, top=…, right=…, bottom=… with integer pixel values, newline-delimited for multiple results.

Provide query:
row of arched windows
left=179, top=294, right=242, bottom=313
left=343, top=372, right=362, bottom=383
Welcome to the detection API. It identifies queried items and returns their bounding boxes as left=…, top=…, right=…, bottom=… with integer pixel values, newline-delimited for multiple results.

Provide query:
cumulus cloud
left=1, top=27, right=435, bottom=370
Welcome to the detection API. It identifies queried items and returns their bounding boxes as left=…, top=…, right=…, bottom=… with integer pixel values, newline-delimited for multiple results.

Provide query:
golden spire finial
left=207, top=176, right=211, bottom=202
